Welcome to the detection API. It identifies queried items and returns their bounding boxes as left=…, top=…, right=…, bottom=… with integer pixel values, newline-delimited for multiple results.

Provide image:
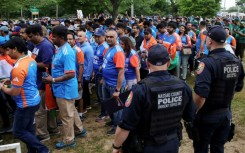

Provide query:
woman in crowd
left=120, top=36, right=140, bottom=90
left=179, top=25, right=192, bottom=82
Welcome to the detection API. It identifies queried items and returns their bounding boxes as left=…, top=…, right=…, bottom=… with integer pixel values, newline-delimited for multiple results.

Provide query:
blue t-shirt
left=125, top=50, right=138, bottom=80
left=80, top=42, right=94, bottom=80
left=32, top=38, right=54, bottom=90
left=196, top=30, right=209, bottom=55
left=102, top=45, right=126, bottom=87
left=11, top=56, right=40, bottom=108
left=93, top=42, right=109, bottom=74
left=181, top=35, right=188, bottom=45
left=51, top=43, right=78, bottom=99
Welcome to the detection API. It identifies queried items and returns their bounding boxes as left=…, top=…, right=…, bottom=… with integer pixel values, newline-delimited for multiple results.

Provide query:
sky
left=221, top=0, right=236, bottom=9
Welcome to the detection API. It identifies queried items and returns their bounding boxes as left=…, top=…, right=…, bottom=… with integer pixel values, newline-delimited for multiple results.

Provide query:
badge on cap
left=125, top=91, right=133, bottom=107
left=197, top=62, right=205, bottom=74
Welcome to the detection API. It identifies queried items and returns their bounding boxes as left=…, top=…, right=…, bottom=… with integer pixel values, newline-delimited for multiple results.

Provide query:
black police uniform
left=193, top=48, right=244, bottom=153
left=119, top=70, right=197, bottom=153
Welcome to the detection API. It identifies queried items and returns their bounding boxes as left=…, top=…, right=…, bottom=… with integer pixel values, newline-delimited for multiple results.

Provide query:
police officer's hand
left=113, top=91, right=120, bottom=99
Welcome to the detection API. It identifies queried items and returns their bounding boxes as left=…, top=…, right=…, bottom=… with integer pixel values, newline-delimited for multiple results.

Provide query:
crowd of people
left=0, top=14, right=244, bottom=153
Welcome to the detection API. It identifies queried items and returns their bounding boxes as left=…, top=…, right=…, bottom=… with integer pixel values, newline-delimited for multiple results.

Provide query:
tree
left=228, top=6, right=239, bottom=13
left=179, top=0, right=221, bottom=17
left=236, top=0, right=245, bottom=13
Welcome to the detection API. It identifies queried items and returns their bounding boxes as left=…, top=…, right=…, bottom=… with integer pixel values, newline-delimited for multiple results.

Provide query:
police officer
left=193, top=25, right=244, bottom=153
left=112, top=44, right=197, bottom=153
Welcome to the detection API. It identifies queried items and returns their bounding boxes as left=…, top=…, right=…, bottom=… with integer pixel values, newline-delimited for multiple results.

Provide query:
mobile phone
left=42, top=72, right=49, bottom=78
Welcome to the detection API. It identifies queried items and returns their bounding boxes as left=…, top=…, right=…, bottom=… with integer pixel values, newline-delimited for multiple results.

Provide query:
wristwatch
left=112, top=143, right=122, bottom=150
left=115, top=89, right=120, bottom=92
left=52, top=78, right=56, bottom=83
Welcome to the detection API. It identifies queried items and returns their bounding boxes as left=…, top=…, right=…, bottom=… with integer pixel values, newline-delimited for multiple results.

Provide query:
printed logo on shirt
left=13, top=77, right=19, bottom=82
left=197, top=62, right=205, bottom=74
left=14, top=63, right=19, bottom=68
left=32, top=48, right=39, bottom=56
left=222, top=62, right=239, bottom=80
left=125, top=91, right=133, bottom=107
left=107, top=52, right=111, bottom=58
left=157, top=90, right=182, bottom=109
left=97, top=49, right=100, bottom=55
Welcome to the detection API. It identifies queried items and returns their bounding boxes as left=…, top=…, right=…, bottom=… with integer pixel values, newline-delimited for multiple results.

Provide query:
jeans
left=181, top=53, right=190, bottom=80
left=95, top=74, right=106, bottom=116
left=13, top=104, right=49, bottom=153
left=0, top=91, right=16, bottom=128
left=175, top=51, right=181, bottom=78
left=102, top=82, right=123, bottom=129
left=188, top=46, right=196, bottom=72
left=95, top=74, right=103, bottom=103
left=126, top=79, right=137, bottom=91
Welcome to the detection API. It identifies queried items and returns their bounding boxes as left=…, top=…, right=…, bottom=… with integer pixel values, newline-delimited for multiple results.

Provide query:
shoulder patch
left=197, top=62, right=205, bottom=74
left=125, top=91, right=133, bottom=107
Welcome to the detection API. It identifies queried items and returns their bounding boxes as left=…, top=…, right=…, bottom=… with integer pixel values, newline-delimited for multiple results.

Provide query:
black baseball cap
left=204, top=25, right=226, bottom=43
left=148, top=44, right=170, bottom=66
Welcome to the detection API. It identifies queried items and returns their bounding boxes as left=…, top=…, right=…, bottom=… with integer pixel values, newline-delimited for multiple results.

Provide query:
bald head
left=106, top=30, right=118, bottom=46
left=77, top=31, right=87, bottom=44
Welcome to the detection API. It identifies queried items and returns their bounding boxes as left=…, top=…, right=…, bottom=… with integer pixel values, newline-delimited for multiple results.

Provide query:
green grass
left=1, top=71, right=245, bottom=153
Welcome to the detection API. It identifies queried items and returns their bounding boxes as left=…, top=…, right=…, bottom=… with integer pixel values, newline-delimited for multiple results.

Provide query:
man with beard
left=25, top=24, right=58, bottom=142
left=132, top=24, right=144, bottom=51
left=139, top=28, right=157, bottom=79
left=163, top=22, right=182, bottom=77
left=186, top=22, right=196, bottom=76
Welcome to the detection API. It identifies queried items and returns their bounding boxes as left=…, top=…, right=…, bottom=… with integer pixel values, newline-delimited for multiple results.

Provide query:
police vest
left=143, top=76, right=186, bottom=144
left=200, top=53, right=240, bottom=114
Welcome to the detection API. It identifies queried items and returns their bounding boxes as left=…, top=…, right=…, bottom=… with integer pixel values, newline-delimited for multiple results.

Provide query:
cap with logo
left=94, top=28, right=105, bottom=36
left=204, top=25, right=226, bottom=43
left=147, top=44, right=170, bottom=66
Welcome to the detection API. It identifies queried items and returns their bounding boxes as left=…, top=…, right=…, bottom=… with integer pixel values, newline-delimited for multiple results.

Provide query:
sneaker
left=0, top=127, right=13, bottom=134
left=95, top=115, right=108, bottom=122
left=0, top=135, right=3, bottom=143
left=107, top=128, right=116, bottom=136
left=86, top=106, right=92, bottom=110
left=82, top=110, right=88, bottom=114
left=55, top=140, right=76, bottom=150
left=105, top=121, right=113, bottom=127
left=37, top=135, right=50, bottom=142
left=75, top=128, right=87, bottom=138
